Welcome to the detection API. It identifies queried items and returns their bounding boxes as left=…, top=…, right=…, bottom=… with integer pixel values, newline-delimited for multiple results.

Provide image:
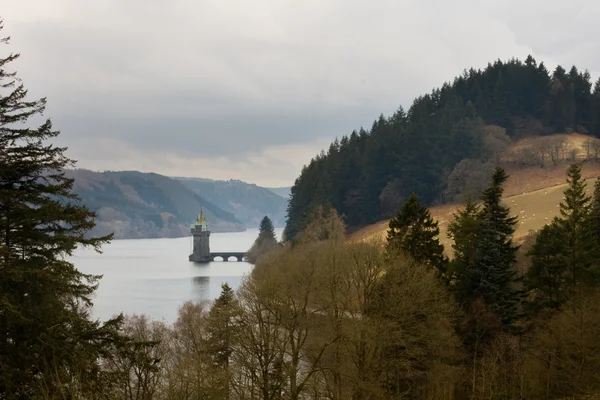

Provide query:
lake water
left=73, top=228, right=283, bottom=324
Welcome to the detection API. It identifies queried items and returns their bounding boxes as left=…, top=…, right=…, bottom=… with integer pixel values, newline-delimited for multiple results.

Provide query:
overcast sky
left=3, top=0, right=599, bottom=186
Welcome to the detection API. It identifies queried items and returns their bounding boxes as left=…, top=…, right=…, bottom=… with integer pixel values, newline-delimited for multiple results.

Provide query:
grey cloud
left=3, top=0, right=600, bottom=185
left=53, top=108, right=379, bottom=157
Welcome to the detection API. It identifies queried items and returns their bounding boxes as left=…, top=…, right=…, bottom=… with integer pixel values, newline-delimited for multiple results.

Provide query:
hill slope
left=68, top=170, right=245, bottom=239
left=350, top=159, right=600, bottom=255
left=265, top=186, right=292, bottom=199
left=285, top=56, right=600, bottom=241
left=177, top=178, right=288, bottom=228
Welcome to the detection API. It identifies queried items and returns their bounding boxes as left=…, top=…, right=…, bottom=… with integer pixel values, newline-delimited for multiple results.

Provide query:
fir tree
left=556, top=164, right=599, bottom=285
left=447, top=197, right=482, bottom=285
left=526, top=222, right=569, bottom=310
left=386, top=193, right=446, bottom=274
left=247, top=216, right=278, bottom=263
left=592, top=78, right=600, bottom=136
left=478, top=167, right=519, bottom=237
left=461, top=167, right=521, bottom=327
left=259, top=215, right=276, bottom=241
left=526, top=165, right=600, bottom=311
left=589, top=178, right=600, bottom=243
left=0, top=21, right=122, bottom=396
left=207, top=283, right=242, bottom=399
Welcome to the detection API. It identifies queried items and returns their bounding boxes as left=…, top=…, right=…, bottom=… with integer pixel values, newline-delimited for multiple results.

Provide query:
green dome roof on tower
left=190, top=208, right=209, bottom=230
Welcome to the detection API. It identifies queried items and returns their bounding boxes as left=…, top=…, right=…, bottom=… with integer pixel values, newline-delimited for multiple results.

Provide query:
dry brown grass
left=350, top=176, right=599, bottom=252
left=507, top=132, right=592, bottom=160
left=349, top=143, right=600, bottom=256
left=503, top=161, right=600, bottom=197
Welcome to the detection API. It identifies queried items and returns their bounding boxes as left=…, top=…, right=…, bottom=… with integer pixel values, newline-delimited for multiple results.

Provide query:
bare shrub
left=379, top=178, right=404, bottom=217
left=512, top=117, right=546, bottom=137
left=445, top=159, right=495, bottom=203
left=584, top=138, right=600, bottom=160
left=525, top=289, right=600, bottom=399
left=547, top=135, right=569, bottom=165
left=102, top=315, right=171, bottom=400
left=482, top=125, right=511, bottom=163
left=298, top=205, right=345, bottom=244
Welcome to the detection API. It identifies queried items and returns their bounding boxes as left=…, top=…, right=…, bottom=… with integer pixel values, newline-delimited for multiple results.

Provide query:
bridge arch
left=211, top=253, right=244, bottom=262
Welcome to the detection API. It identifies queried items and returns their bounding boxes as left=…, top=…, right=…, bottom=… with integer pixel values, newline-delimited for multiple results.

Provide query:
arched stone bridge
left=210, top=252, right=247, bottom=262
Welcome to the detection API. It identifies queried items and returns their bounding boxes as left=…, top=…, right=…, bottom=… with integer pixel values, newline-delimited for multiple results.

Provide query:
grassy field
left=350, top=176, right=598, bottom=255
left=349, top=144, right=600, bottom=257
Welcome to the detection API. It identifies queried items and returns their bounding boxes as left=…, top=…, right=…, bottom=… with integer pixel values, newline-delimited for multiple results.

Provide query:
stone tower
left=189, top=209, right=211, bottom=262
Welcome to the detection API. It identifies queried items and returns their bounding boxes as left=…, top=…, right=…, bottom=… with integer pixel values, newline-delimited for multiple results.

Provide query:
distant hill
left=67, top=170, right=245, bottom=239
left=265, top=186, right=291, bottom=199
left=176, top=178, right=288, bottom=228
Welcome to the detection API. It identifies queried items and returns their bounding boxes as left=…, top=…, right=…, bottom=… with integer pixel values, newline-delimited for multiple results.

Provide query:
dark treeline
left=285, top=56, right=600, bottom=240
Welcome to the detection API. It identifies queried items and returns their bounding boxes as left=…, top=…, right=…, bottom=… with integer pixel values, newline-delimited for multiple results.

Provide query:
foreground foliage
left=109, top=178, right=600, bottom=398
left=0, top=20, right=129, bottom=398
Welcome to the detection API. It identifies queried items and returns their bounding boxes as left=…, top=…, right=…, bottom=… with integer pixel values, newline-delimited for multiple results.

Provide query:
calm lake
left=73, top=228, right=284, bottom=324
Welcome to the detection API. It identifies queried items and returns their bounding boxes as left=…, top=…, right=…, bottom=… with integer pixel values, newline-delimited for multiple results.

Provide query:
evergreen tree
left=589, top=178, right=600, bottom=242
left=386, top=193, right=446, bottom=274
left=247, top=216, right=278, bottom=263
left=555, top=164, right=599, bottom=285
left=258, top=215, right=276, bottom=243
left=526, top=165, right=600, bottom=311
left=478, top=167, right=519, bottom=237
left=207, top=283, right=242, bottom=399
left=592, top=78, right=600, bottom=136
left=447, top=197, right=482, bottom=285
left=526, top=222, right=569, bottom=310
left=0, top=21, right=122, bottom=397
left=461, top=168, right=521, bottom=327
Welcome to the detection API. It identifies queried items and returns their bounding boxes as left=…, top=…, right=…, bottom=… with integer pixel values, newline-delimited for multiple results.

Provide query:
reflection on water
left=191, top=275, right=245, bottom=300
left=192, top=276, right=210, bottom=299
left=72, top=228, right=282, bottom=323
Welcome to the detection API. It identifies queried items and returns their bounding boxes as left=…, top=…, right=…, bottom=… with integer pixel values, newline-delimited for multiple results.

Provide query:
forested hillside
left=177, top=178, right=288, bottom=228
left=67, top=170, right=244, bottom=239
left=265, top=186, right=292, bottom=199
left=285, top=56, right=600, bottom=240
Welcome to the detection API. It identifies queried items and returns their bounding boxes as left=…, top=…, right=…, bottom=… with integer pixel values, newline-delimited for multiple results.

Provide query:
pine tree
left=258, top=215, right=276, bottom=243
left=555, top=164, right=599, bottom=285
left=447, top=197, right=481, bottom=285
left=461, top=167, right=521, bottom=327
left=526, top=222, right=569, bottom=310
left=589, top=178, right=600, bottom=242
left=207, top=283, right=242, bottom=399
left=386, top=193, right=446, bottom=274
left=592, top=78, right=600, bottom=136
left=0, top=21, right=122, bottom=396
left=247, top=216, right=279, bottom=263
left=478, top=167, right=519, bottom=237
left=526, top=165, right=600, bottom=311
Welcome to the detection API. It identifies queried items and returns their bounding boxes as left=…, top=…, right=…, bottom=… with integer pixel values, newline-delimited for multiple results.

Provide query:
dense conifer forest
left=285, top=56, right=600, bottom=240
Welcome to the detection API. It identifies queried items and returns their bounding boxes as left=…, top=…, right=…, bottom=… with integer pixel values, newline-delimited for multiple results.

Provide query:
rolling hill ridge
left=67, top=169, right=245, bottom=239
left=176, top=178, right=288, bottom=228
left=285, top=56, right=600, bottom=241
